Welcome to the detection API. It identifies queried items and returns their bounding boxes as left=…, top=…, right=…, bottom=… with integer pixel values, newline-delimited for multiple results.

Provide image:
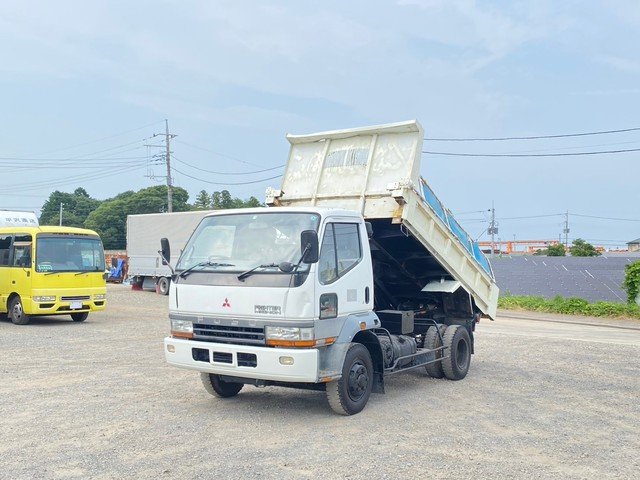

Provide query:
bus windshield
left=36, top=235, right=106, bottom=273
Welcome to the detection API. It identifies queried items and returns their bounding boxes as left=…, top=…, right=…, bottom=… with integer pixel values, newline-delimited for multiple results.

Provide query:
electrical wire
left=171, top=154, right=284, bottom=176
left=422, top=147, right=640, bottom=157
left=172, top=166, right=282, bottom=186
left=572, top=213, right=640, bottom=222
left=15, top=120, right=164, bottom=157
left=425, top=126, right=640, bottom=141
left=174, top=139, right=262, bottom=168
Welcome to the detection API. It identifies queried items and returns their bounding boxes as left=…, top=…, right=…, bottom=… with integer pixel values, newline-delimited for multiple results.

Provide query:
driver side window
left=318, top=223, right=362, bottom=285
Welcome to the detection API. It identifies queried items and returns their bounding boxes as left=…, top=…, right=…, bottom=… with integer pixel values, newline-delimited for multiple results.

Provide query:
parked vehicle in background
left=0, top=225, right=107, bottom=325
left=126, top=210, right=215, bottom=295
left=163, top=121, right=499, bottom=415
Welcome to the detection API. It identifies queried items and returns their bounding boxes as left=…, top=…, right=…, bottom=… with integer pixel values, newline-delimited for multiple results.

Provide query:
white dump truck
left=126, top=210, right=214, bottom=294
left=163, top=120, right=498, bottom=415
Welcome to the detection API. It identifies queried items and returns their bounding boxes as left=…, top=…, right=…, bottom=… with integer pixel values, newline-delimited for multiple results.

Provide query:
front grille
left=193, top=323, right=265, bottom=346
left=61, top=296, right=91, bottom=301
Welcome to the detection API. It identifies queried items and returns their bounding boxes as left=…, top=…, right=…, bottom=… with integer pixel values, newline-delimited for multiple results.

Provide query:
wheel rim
left=12, top=302, right=23, bottom=321
left=347, top=361, right=369, bottom=401
left=455, top=338, right=469, bottom=370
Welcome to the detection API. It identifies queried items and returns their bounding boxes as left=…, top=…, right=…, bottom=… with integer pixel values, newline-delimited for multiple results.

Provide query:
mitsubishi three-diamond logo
left=222, top=298, right=231, bottom=308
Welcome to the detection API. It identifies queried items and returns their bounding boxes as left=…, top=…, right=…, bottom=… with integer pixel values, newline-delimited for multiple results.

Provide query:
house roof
left=628, top=238, right=640, bottom=245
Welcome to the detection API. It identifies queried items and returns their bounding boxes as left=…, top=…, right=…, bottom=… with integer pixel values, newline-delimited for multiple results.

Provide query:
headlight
left=265, top=326, right=318, bottom=347
left=94, top=294, right=106, bottom=300
left=265, top=326, right=314, bottom=341
left=171, top=319, right=193, bottom=338
left=33, top=296, right=56, bottom=302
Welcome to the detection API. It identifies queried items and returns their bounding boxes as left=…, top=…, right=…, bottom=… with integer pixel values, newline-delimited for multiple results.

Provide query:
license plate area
left=70, top=300, right=83, bottom=310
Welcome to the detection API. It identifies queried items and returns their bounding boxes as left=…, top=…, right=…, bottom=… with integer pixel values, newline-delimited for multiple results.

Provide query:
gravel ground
left=1, top=284, right=639, bottom=480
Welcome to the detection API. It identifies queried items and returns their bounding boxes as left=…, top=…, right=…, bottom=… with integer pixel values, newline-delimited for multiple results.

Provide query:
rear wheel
left=71, top=312, right=89, bottom=322
left=442, top=325, right=471, bottom=380
left=9, top=296, right=29, bottom=325
left=424, top=324, right=447, bottom=378
left=326, top=343, right=373, bottom=415
left=157, top=277, right=170, bottom=296
left=200, top=373, right=244, bottom=398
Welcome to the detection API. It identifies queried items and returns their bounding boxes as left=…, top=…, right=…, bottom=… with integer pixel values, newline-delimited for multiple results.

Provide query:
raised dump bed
left=267, top=120, right=499, bottom=319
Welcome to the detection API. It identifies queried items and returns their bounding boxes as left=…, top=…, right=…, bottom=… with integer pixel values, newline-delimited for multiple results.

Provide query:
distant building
left=628, top=238, right=640, bottom=252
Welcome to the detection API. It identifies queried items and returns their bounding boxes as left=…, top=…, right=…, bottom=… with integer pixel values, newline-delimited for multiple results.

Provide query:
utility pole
left=59, top=203, right=64, bottom=226
left=488, top=202, right=497, bottom=258
left=152, top=119, right=177, bottom=213
left=563, top=210, right=570, bottom=248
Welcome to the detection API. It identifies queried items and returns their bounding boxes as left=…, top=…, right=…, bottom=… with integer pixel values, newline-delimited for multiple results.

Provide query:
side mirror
left=300, top=230, right=319, bottom=264
left=160, top=237, right=171, bottom=265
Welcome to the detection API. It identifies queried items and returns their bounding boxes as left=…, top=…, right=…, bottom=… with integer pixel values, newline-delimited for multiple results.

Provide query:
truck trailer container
left=126, top=210, right=215, bottom=294
left=163, top=120, right=499, bottom=415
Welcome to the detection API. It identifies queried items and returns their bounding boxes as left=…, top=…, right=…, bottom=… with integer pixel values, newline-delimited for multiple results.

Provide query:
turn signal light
left=267, top=337, right=336, bottom=348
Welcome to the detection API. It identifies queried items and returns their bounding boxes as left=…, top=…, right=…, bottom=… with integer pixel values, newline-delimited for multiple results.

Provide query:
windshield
left=36, top=235, right=106, bottom=273
left=176, top=212, right=321, bottom=273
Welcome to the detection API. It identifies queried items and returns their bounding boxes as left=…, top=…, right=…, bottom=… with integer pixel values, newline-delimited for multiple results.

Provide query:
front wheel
left=442, top=325, right=471, bottom=380
left=326, top=343, right=373, bottom=416
left=9, top=296, right=30, bottom=325
left=71, top=312, right=89, bottom=322
left=200, top=373, right=243, bottom=398
left=157, top=277, right=170, bottom=296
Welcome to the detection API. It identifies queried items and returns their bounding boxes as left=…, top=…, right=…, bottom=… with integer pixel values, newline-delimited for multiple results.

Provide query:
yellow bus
left=0, top=226, right=107, bottom=325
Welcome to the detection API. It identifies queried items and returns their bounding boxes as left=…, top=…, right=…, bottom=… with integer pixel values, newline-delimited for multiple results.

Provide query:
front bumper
left=26, top=297, right=106, bottom=315
left=164, top=337, right=320, bottom=383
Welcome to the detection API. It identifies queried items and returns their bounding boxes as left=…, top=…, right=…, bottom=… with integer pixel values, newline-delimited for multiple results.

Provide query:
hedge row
left=498, top=295, right=640, bottom=320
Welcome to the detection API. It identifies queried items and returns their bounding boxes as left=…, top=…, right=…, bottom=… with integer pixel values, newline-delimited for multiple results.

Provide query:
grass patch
left=498, top=295, right=640, bottom=319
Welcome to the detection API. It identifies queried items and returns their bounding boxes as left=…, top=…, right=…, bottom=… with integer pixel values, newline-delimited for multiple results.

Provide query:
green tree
left=570, top=238, right=600, bottom=257
left=623, top=261, right=640, bottom=304
left=193, top=190, right=212, bottom=209
left=547, top=243, right=566, bottom=256
left=39, top=188, right=101, bottom=227
left=84, top=186, right=191, bottom=249
left=211, top=190, right=263, bottom=209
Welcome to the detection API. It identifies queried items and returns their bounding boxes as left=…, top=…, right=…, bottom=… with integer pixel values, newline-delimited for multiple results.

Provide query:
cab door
left=316, top=219, right=373, bottom=320
left=0, top=234, right=12, bottom=313
left=10, top=234, right=33, bottom=312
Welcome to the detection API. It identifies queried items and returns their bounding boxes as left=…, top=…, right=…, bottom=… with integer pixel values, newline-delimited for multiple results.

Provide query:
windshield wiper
left=179, top=261, right=235, bottom=278
left=237, top=263, right=280, bottom=281
left=75, top=268, right=100, bottom=276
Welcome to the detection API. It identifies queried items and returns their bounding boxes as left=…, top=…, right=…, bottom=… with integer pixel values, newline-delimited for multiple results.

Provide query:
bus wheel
left=71, top=312, right=89, bottom=322
left=9, top=296, right=30, bottom=325
left=157, top=277, right=170, bottom=296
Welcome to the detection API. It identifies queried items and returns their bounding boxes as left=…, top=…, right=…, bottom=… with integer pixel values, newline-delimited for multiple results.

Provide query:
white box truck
left=163, top=120, right=499, bottom=415
left=126, top=210, right=214, bottom=294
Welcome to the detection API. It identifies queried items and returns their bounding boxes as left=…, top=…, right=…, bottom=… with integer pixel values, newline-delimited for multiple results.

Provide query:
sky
left=0, top=0, right=639, bottom=250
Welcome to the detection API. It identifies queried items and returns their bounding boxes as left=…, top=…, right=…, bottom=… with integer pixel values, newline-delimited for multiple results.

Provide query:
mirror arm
left=158, top=250, right=176, bottom=275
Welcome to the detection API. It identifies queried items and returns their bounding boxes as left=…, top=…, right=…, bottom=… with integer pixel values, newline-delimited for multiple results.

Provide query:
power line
left=174, top=139, right=262, bottom=167
left=172, top=166, right=282, bottom=186
left=172, top=154, right=284, bottom=176
left=422, top=147, right=640, bottom=157
left=425, top=126, right=640, bottom=141
left=0, top=155, right=149, bottom=162
left=572, top=213, right=640, bottom=222
left=14, top=120, right=164, bottom=157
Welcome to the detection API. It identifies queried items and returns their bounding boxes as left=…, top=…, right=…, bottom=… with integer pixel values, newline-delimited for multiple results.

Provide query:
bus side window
left=12, top=235, right=32, bottom=267
left=0, top=235, right=11, bottom=266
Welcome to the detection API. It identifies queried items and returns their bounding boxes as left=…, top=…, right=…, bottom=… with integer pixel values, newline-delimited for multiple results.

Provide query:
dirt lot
left=1, top=284, right=639, bottom=479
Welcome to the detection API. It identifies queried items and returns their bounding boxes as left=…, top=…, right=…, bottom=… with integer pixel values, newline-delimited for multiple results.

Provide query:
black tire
left=200, top=373, right=243, bottom=398
left=442, top=325, right=471, bottom=380
left=424, top=324, right=447, bottom=378
left=326, top=343, right=373, bottom=416
left=157, top=277, right=170, bottom=296
left=8, top=296, right=30, bottom=325
left=71, top=312, right=89, bottom=322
